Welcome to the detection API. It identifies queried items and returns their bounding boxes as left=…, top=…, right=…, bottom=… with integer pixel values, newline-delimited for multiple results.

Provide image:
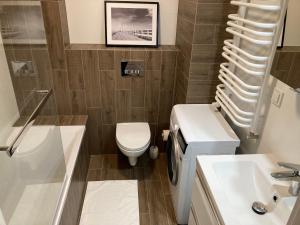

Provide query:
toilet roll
left=162, top=130, right=170, bottom=141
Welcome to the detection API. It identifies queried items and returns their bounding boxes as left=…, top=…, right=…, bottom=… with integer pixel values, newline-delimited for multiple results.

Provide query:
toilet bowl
left=116, top=122, right=151, bottom=166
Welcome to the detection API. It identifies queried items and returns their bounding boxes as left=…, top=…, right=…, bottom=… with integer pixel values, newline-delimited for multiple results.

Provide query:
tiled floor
left=86, top=153, right=177, bottom=225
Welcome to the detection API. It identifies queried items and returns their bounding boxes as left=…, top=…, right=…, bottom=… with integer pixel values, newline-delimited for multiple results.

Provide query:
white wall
left=240, top=77, right=300, bottom=164
left=65, top=0, right=179, bottom=45
left=256, top=79, right=300, bottom=163
left=284, top=0, right=300, bottom=46
left=0, top=35, right=19, bottom=143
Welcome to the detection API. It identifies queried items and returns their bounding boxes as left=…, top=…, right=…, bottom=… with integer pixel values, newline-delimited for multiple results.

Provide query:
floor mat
left=80, top=180, right=139, bottom=225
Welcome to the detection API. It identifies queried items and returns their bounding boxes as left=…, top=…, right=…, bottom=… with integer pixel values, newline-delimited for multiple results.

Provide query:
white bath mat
left=79, top=180, right=139, bottom=225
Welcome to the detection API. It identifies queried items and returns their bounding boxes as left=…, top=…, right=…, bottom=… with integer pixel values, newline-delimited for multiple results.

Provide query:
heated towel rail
left=214, top=0, right=289, bottom=134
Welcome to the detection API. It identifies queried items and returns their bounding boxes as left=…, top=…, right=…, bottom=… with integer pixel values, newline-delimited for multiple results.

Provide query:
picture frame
left=105, top=1, right=159, bottom=47
left=0, top=1, right=47, bottom=45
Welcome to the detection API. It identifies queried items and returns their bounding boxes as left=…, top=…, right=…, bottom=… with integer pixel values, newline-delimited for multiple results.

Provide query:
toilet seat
left=116, top=123, right=151, bottom=151
left=117, top=139, right=150, bottom=152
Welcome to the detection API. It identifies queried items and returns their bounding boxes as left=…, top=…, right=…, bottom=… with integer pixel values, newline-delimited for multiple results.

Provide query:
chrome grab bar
left=0, top=89, right=52, bottom=157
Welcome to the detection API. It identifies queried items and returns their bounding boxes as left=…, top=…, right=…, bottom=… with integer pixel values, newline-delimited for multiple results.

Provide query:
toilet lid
left=116, top=123, right=151, bottom=151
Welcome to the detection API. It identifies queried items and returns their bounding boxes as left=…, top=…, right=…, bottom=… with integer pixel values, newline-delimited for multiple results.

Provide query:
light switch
left=272, top=88, right=284, bottom=107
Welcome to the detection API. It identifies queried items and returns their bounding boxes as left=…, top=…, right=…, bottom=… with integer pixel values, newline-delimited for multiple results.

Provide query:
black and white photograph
left=105, top=1, right=159, bottom=47
left=0, top=1, right=46, bottom=45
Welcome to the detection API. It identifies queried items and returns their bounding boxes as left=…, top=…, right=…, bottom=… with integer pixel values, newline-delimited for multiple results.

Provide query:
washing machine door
left=166, top=130, right=181, bottom=185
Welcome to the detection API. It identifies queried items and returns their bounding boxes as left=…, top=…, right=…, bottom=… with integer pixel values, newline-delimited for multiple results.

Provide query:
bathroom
left=0, top=0, right=299, bottom=224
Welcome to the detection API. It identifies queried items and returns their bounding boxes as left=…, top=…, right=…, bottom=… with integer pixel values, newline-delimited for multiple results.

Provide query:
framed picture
left=105, top=1, right=159, bottom=47
left=0, top=1, right=47, bottom=45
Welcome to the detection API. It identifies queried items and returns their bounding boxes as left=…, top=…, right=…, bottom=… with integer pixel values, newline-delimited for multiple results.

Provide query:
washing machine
left=166, top=104, right=240, bottom=224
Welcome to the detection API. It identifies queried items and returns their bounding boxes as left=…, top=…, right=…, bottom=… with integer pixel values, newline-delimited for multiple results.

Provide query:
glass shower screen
left=0, top=1, right=66, bottom=224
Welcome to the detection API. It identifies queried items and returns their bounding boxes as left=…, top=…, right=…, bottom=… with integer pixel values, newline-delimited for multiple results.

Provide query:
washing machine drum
left=166, top=131, right=181, bottom=186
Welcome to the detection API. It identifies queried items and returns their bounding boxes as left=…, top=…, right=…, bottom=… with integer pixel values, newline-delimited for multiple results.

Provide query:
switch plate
left=272, top=88, right=284, bottom=108
left=121, top=60, right=144, bottom=77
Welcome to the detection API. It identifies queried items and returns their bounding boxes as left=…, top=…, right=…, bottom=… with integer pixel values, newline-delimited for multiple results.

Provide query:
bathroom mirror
left=271, top=0, right=300, bottom=90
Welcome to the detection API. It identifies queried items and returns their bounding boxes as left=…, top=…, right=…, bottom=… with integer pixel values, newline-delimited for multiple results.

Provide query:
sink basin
left=197, top=154, right=298, bottom=225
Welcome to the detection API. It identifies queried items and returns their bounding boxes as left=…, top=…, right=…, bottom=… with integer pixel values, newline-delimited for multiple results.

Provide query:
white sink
left=197, top=154, right=298, bottom=225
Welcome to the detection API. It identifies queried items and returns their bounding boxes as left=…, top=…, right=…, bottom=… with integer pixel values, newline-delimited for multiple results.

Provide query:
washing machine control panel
left=177, top=129, right=187, bottom=154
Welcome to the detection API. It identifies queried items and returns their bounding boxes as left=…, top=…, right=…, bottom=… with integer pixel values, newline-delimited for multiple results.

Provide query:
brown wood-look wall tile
left=178, top=0, right=197, bottom=22
left=131, top=77, right=145, bottom=107
left=145, top=50, right=162, bottom=70
left=58, top=0, right=70, bottom=47
left=189, top=63, right=210, bottom=80
left=52, top=70, right=71, bottom=114
left=82, top=50, right=101, bottom=108
left=193, top=24, right=215, bottom=44
left=41, top=1, right=66, bottom=69
left=287, top=52, right=300, bottom=89
left=140, top=213, right=150, bottom=225
left=116, top=90, right=131, bottom=122
left=149, top=123, right=157, bottom=146
left=271, top=52, right=280, bottom=75
left=162, top=51, right=177, bottom=70
left=174, top=70, right=188, bottom=104
left=145, top=70, right=161, bottom=123
left=176, top=17, right=195, bottom=44
left=99, top=50, right=115, bottom=70
left=176, top=32, right=192, bottom=60
left=87, top=108, right=102, bottom=155
left=272, top=70, right=289, bottom=84
left=58, top=115, right=87, bottom=126
left=89, top=155, right=103, bottom=170
left=66, top=50, right=85, bottom=89
left=187, top=80, right=218, bottom=97
left=32, top=49, right=53, bottom=89
left=191, top=44, right=223, bottom=64
left=70, top=89, right=87, bottom=115
left=158, top=96, right=173, bottom=125
left=159, top=68, right=176, bottom=124
left=186, top=95, right=214, bottom=104
left=131, top=49, right=146, bottom=60
left=176, top=52, right=191, bottom=76
left=85, top=88, right=101, bottom=108
left=82, top=50, right=100, bottom=88
left=214, top=24, right=232, bottom=45
left=160, top=67, right=176, bottom=91
left=131, top=107, right=145, bottom=122
left=102, top=124, right=118, bottom=154
left=276, top=52, right=295, bottom=71
left=196, top=3, right=236, bottom=24
left=87, top=169, right=102, bottom=181
left=100, top=70, right=116, bottom=124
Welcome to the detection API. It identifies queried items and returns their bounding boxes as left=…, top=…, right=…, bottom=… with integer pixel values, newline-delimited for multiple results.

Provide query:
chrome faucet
left=271, top=162, right=300, bottom=196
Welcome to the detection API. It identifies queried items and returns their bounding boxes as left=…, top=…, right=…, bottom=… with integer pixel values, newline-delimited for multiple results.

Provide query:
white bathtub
left=60, top=126, right=86, bottom=175
left=53, top=125, right=86, bottom=225
left=0, top=125, right=86, bottom=225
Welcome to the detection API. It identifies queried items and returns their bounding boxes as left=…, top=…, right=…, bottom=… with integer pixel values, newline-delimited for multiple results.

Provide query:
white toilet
left=116, top=122, right=151, bottom=166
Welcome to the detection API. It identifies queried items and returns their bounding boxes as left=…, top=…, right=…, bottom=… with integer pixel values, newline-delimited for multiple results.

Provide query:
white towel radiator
left=214, top=0, right=289, bottom=135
